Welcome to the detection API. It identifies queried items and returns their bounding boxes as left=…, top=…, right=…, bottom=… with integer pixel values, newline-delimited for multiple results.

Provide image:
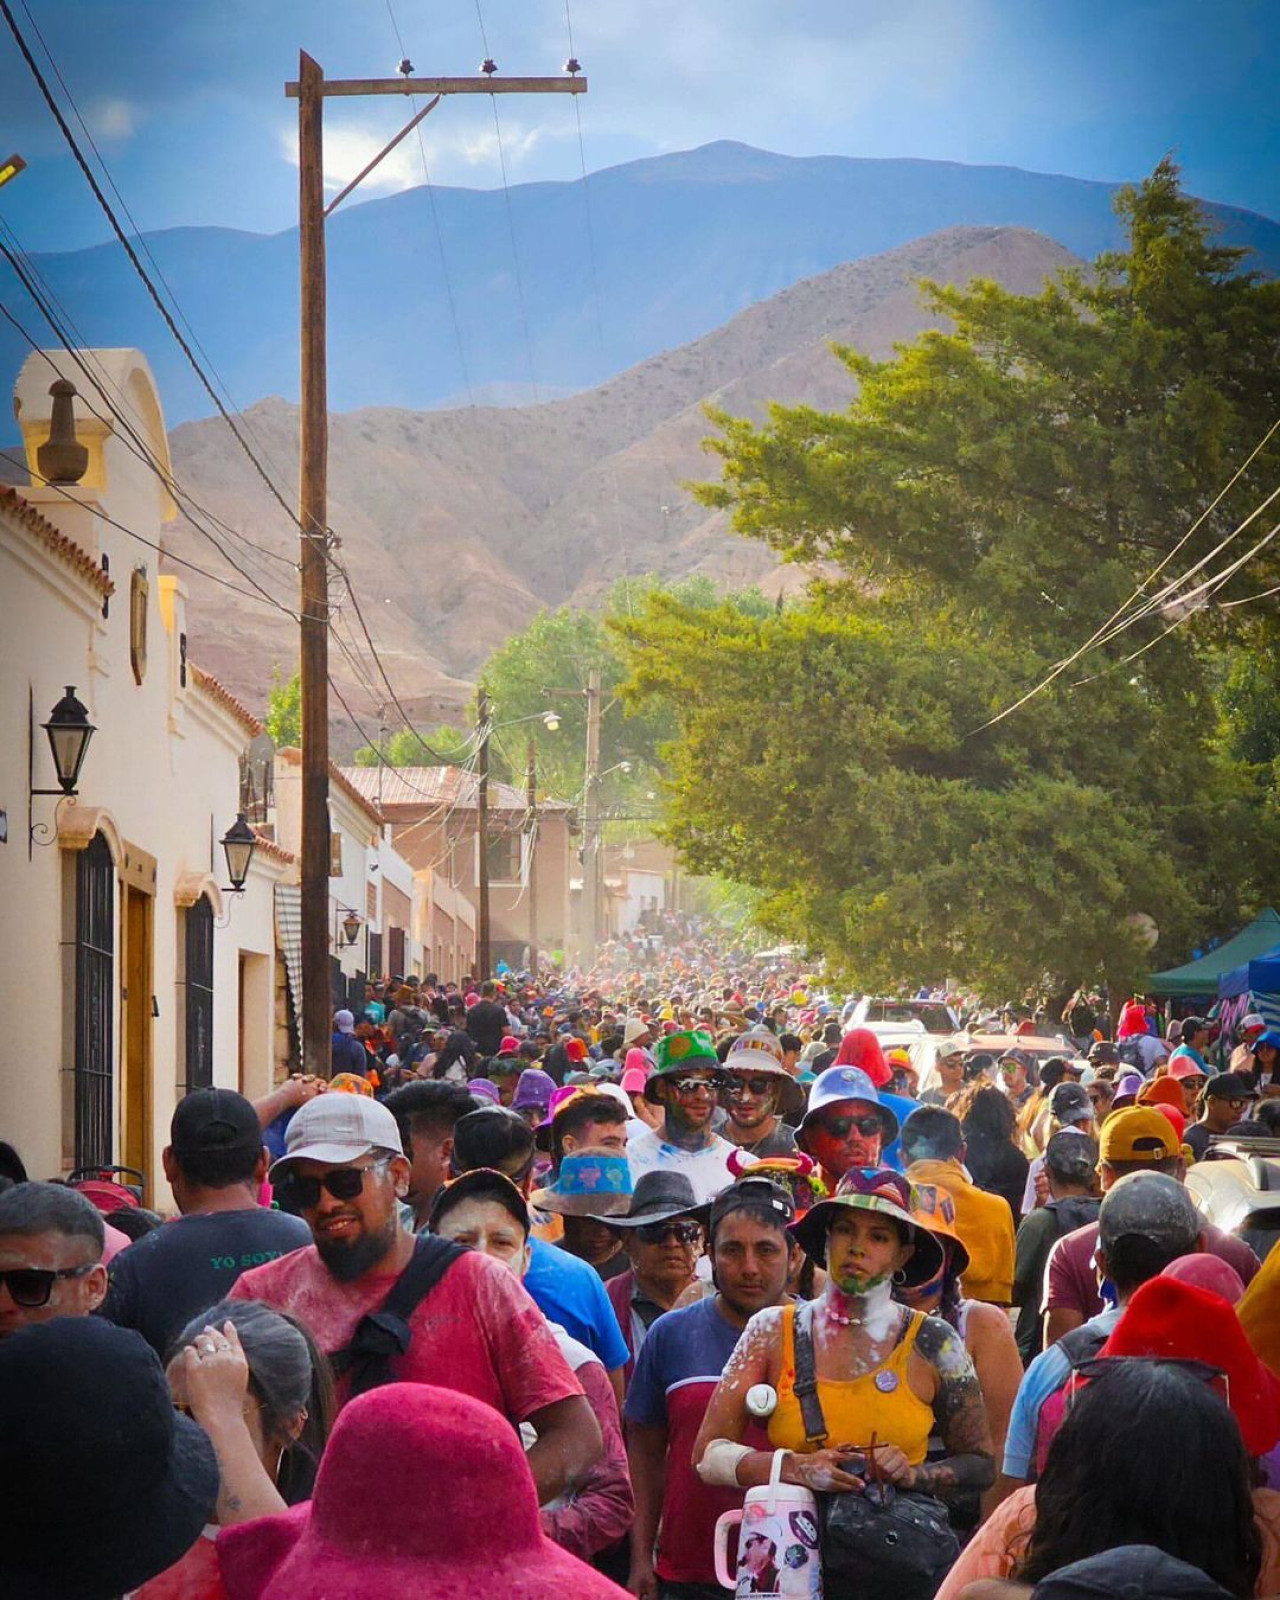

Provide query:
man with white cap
left=719, top=1027, right=803, bottom=1157
left=229, top=1093, right=602, bottom=1504
left=330, top=1008, right=367, bottom=1077
left=1231, top=1012, right=1269, bottom=1075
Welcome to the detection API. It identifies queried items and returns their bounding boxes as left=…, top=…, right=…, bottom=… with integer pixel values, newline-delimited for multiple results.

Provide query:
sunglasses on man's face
left=724, top=1075, right=778, bottom=1100
left=636, top=1220, right=703, bottom=1247
left=668, top=1075, right=726, bottom=1098
left=275, top=1159, right=389, bottom=1213
left=816, top=1113, right=883, bottom=1140
left=0, top=1263, right=96, bottom=1308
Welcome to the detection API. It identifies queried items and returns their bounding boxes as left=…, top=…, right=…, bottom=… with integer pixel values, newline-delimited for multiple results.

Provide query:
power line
left=3, top=0, right=499, bottom=780
left=0, top=267, right=298, bottom=616
left=0, top=0, right=307, bottom=530
left=0, top=447, right=313, bottom=618
left=970, top=420, right=1280, bottom=732
left=561, top=0, right=630, bottom=592
left=382, top=0, right=475, bottom=407
left=0, top=248, right=299, bottom=608
left=10, top=0, right=298, bottom=500
left=471, top=0, right=540, bottom=403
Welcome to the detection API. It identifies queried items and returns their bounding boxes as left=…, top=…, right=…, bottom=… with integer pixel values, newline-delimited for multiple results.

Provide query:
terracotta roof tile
left=338, top=764, right=564, bottom=813
left=251, top=827, right=296, bottom=866
left=0, top=484, right=113, bottom=596
left=276, top=747, right=385, bottom=827
left=189, top=664, right=264, bottom=737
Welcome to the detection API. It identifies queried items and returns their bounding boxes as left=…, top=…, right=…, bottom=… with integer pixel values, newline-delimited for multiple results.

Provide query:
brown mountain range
left=166, top=224, right=1079, bottom=751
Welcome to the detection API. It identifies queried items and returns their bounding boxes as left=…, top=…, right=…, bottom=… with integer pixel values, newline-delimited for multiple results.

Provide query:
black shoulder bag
left=792, top=1304, right=960, bottom=1600
left=331, top=1234, right=466, bottom=1398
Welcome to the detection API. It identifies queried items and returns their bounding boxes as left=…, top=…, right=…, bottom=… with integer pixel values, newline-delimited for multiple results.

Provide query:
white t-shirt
left=626, top=1125, right=737, bottom=1203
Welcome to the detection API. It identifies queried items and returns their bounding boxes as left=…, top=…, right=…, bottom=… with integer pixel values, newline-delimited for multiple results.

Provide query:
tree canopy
left=614, top=163, right=1280, bottom=996
left=352, top=574, right=772, bottom=814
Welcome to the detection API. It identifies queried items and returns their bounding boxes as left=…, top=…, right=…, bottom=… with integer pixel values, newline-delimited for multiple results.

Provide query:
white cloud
left=277, top=121, right=423, bottom=195
left=278, top=112, right=572, bottom=194
left=89, top=98, right=137, bottom=142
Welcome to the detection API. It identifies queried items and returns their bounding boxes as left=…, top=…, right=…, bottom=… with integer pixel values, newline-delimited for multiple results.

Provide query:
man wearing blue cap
left=794, top=1065, right=900, bottom=1191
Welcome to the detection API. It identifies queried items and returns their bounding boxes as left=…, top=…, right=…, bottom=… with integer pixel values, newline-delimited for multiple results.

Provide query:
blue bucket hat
left=531, top=1150, right=633, bottom=1217
left=797, top=1065, right=900, bottom=1148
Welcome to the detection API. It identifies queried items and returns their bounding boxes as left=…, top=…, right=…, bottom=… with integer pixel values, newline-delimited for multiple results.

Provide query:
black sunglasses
left=275, top=1159, right=388, bottom=1213
left=816, top=1113, right=883, bottom=1140
left=724, top=1075, right=779, bottom=1099
left=636, top=1220, right=703, bottom=1246
left=0, top=1263, right=96, bottom=1308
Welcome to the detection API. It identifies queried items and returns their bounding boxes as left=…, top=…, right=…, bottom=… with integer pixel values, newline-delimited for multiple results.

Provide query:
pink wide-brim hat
left=218, top=1384, right=629, bottom=1600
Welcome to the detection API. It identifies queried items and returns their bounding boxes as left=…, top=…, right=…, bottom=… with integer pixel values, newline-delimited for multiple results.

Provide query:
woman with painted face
left=694, top=1168, right=994, bottom=1588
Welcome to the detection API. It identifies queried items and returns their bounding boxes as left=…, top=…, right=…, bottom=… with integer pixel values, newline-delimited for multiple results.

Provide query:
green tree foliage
left=351, top=722, right=489, bottom=771
left=351, top=575, right=770, bottom=808
left=264, top=665, right=301, bottom=748
left=1219, top=644, right=1280, bottom=767
left=616, top=164, right=1280, bottom=995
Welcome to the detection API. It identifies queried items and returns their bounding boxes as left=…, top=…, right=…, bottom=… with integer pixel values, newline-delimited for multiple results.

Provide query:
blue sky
left=1, top=0, right=1277, bottom=254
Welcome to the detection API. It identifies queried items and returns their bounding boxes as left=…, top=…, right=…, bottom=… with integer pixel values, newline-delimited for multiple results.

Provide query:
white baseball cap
left=623, top=1016, right=651, bottom=1046
left=268, top=1094, right=403, bottom=1179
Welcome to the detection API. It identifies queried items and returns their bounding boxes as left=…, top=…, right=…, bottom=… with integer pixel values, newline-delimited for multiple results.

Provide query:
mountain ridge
left=3, top=142, right=1274, bottom=426
left=163, top=223, right=1081, bottom=751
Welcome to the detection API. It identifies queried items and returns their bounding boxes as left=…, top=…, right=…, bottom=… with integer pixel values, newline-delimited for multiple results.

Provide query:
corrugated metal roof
left=338, top=764, right=549, bottom=813
left=275, top=884, right=302, bottom=1055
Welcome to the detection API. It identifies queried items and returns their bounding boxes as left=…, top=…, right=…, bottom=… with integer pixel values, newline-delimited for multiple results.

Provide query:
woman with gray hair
left=133, top=1298, right=333, bottom=1597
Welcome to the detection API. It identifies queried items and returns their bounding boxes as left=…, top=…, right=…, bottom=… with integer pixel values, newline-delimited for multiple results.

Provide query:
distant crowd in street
left=7, top=953, right=1280, bottom=1600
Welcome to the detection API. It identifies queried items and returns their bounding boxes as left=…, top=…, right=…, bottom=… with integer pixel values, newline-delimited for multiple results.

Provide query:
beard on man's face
left=314, top=1211, right=399, bottom=1281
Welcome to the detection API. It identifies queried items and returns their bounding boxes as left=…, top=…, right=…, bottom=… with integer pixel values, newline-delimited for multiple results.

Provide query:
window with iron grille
left=184, top=896, right=214, bottom=1091
left=74, top=833, right=115, bottom=1169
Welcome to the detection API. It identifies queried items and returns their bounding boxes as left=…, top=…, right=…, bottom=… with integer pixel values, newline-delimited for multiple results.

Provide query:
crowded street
left=5, top=2, right=1280, bottom=1596
left=9, top=934, right=1280, bottom=1598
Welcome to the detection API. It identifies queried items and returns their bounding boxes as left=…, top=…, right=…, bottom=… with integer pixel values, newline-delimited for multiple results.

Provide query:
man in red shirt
left=229, top=1094, right=600, bottom=1505
left=1041, top=1106, right=1258, bottom=1347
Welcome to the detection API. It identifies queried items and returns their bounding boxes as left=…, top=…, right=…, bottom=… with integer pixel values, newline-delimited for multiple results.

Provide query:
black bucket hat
left=588, top=1168, right=708, bottom=1229
left=0, top=1317, right=219, bottom=1599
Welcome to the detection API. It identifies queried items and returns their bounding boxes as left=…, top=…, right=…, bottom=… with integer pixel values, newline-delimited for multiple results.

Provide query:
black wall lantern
left=220, top=812, right=257, bottom=893
left=334, top=904, right=363, bottom=948
left=28, top=684, right=96, bottom=856
left=42, top=685, right=95, bottom=793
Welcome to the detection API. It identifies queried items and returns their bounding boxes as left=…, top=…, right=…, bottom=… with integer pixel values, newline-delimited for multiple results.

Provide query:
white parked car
left=845, top=996, right=960, bottom=1037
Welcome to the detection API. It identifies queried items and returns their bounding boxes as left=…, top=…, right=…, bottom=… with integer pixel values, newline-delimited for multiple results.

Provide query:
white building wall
left=0, top=351, right=286, bottom=1201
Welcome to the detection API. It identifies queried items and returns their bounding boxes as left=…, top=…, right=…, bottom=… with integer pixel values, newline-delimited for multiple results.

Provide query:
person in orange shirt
left=901, top=1106, right=1016, bottom=1304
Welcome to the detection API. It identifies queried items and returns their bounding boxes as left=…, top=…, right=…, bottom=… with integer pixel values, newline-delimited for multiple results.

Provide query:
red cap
left=1101, top=1276, right=1280, bottom=1456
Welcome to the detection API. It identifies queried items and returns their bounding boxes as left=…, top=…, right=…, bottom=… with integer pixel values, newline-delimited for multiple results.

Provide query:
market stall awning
left=1219, top=951, right=1280, bottom=999
left=1149, top=908, right=1280, bottom=998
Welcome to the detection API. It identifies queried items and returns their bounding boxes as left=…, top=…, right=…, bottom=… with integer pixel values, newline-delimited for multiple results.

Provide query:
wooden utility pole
left=286, top=57, right=584, bottom=1059
left=297, top=52, right=330, bottom=1076
left=526, top=739, right=538, bottom=974
left=476, top=686, right=491, bottom=979
left=582, top=666, right=602, bottom=960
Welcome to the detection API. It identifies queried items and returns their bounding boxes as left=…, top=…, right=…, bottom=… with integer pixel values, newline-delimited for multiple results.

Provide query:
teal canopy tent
left=1148, top=908, right=1280, bottom=999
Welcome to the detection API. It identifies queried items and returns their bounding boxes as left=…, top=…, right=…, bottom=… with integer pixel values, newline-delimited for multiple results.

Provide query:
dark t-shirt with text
left=101, top=1206, right=311, bottom=1356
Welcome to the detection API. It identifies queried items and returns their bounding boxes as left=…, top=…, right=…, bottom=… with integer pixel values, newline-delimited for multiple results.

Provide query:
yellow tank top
left=767, top=1303, right=933, bottom=1464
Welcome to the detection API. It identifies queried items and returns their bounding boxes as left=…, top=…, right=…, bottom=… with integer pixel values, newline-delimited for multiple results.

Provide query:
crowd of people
left=5, top=962, right=1280, bottom=1600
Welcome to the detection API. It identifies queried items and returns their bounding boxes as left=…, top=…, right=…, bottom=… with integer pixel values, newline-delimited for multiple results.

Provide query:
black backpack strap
left=1056, top=1320, right=1110, bottom=1371
left=791, top=1302, right=829, bottom=1446
left=332, top=1234, right=466, bottom=1397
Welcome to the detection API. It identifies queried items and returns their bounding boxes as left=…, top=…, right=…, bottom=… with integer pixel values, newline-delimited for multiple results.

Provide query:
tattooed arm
left=909, top=1314, right=995, bottom=1497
